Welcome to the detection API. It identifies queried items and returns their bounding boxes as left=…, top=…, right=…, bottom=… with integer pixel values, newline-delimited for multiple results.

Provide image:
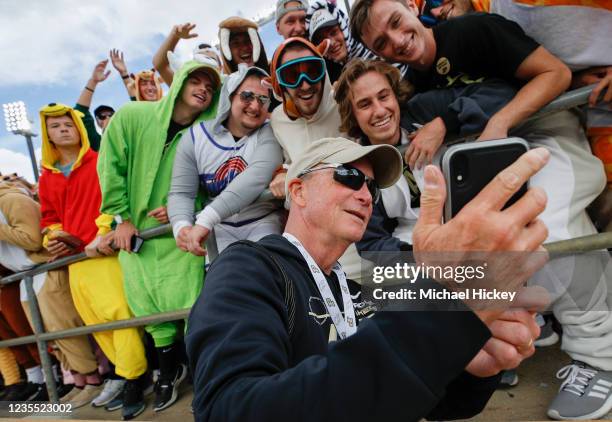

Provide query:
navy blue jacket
left=186, top=234, right=499, bottom=421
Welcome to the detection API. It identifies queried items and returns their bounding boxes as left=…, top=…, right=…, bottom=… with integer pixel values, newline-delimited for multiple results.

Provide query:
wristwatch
left=114, top=215, right=126, bottom=225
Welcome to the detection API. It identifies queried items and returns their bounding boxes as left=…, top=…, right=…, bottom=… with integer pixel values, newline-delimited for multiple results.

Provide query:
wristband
left=121, top=74, right=129, bottom=80
left=85, top=86, right=95, bottom=93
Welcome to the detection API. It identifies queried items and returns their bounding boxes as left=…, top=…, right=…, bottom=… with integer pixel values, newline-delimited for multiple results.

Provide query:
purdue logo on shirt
left=436, top=57, right=451, bottom=75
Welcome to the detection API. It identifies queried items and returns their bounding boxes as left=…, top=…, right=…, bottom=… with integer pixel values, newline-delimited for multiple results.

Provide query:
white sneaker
left=91, top=379, right=126, bottom=407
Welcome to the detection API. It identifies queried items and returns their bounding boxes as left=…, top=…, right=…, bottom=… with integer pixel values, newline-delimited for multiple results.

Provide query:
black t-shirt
left=325, top=58, right=345, bottom=84
left=165, top=119, right=190, bottom=148
left=408, top=13, right=540, bottom=93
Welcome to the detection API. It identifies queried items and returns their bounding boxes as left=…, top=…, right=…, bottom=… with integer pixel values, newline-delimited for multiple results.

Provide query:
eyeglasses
left=276, top=56, right=326, bottom=89
left=238, top=90, right=271, bottom=108
left=97, top=113, right=113, bottom=120
left=298, top=163, right=380, bottom=203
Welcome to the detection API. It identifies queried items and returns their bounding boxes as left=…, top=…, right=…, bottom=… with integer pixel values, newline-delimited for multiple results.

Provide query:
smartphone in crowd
left=110, top=234, right=144, bottom=253
left=441, top=138, right=530, bottom=222
left=130, top=235, right=145, bottom=253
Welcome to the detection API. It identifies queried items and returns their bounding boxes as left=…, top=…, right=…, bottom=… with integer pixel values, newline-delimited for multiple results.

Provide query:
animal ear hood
left=219, top=28, right=232, bottom=61
left=269, top=37, right=328, bottom=119
left=218, top=16, right=263, bottom=74
left=247, top=27, right=261, bottom=63
left=134, top=70, right=163, bottom=101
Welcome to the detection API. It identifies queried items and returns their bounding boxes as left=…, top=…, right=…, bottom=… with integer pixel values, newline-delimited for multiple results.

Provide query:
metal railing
left=0, top=84, right=609, bottom=404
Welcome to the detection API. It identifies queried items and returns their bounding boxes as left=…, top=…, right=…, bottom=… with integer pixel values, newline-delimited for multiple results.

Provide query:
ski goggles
left=298, top=163, right=380, bottom=203
left=276, top=56, right=326, bottom=89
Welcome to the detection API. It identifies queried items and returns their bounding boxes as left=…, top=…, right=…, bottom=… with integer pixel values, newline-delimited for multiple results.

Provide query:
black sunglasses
left=238, top=90, right=271, bottom=108
left=96, top=113, right=114, bottom=120
left=298, top=163, right=380, bottom=203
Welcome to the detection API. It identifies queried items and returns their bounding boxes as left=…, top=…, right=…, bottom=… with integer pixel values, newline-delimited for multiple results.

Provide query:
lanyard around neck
left=283, top=233, right=357, bottom=339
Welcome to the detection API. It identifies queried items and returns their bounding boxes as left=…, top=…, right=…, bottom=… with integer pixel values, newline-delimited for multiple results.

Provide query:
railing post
left=23, top=276, right=59, bottom=403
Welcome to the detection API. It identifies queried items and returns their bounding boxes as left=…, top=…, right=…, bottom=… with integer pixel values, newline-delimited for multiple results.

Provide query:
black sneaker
left=122, top=379, right=146, bottom=421
left=104, top=393, right=123, bottom=412
left=27, top=383, right=49, bottom=402
left=56, top=383, right=74, bottom=400
left=2, top=383, right=28, bottom=401
left=153, top=363, right=187, bottom=412
left=3, top=382, right=40, bottom=401
left=534, top=315, right=560, bottom=347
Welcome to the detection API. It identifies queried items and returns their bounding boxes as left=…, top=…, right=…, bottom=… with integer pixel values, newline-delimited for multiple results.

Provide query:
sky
left=0, top=0, right=288, bottom=182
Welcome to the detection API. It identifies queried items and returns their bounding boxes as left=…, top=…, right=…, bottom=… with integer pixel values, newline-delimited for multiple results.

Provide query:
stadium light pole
left=2, top=101, right=39, bottom=182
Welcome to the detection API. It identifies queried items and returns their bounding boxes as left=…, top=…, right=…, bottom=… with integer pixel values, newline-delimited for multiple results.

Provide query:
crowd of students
left=0, top=0, right=611, bottom=420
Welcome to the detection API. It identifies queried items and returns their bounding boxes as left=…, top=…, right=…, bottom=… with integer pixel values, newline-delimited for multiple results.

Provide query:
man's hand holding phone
left=413, top=147, right=551, bottom=377
left=114, top=220, right=138, bottom=253
left=413, top=147, right=551, bottom=319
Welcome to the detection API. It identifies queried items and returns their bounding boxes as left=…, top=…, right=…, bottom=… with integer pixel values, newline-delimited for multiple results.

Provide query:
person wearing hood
left=218, top=17, right=270, bottom=74
left=38, top=103, right=148, bottom=415
left=268, top=37, right=370, bottom=283
left=97, top=60, right=222, bottom=412
left=306, top=0, right=410, bottom=83
left=268, top=37, right=345, bottom=175
left=168, top=66, right=283, bottom=256
left=0, top=180, right=48, bottom=401
left=109, top=49, right=163, bottom=102
left=129, top=70, right=164, bottom=102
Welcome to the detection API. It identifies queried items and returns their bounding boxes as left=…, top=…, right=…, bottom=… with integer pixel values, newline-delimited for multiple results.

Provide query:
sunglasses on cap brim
left=298, top=163, right=380, bottom=203
left=276, top=56, right=326, bottom=89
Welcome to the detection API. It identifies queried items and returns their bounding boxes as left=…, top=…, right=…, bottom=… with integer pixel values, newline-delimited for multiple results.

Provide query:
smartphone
left=130, top=235, right=145, bottom=253
left=441, top=138, right=529, bottom=222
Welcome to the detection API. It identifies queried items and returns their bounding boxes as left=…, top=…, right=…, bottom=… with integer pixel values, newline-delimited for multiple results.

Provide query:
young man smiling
left=276, top=0, right=308, bottom=39
left=268, top=37, right=369, bottom=283
left=306, top=0, right=411, bottom=83
left=217, top=17, right=270, bottom=74
left=350, top=0, right=571, bottom=143
left=269, top=37, right=343, bottom=171
left=98, top=60, right=222, bottom=413
left=168, top=66, right=284, bottom=256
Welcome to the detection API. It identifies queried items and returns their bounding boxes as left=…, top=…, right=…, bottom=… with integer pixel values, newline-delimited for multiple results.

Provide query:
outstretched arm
left=75, top=60, right=110, bottom=151
left=76, top=59, right=110, bottom=109
left=479, top=46, right=571, bottom=141
left=110, top=49, right=136, bottom=99
left=152, top=23, right=198, bottom=86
